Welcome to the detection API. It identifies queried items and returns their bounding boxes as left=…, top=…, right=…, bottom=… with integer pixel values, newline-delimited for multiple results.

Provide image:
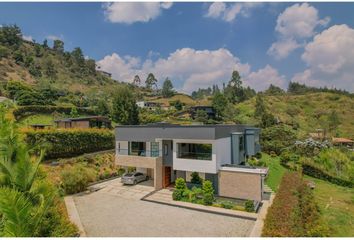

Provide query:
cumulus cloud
left=268, top=3, right=330, bottom=59
left=291, top=24, right=354, bottom=92
left=205, top=2, right=261, bottom=22
left=22, top=35, right=33, bottom=42
left=97, top=47, right=289, bottom=93
left=46, top=35, right=63, bottom=41
left=103, top=2, right=173, bottom=24
left=244, top=65, right=287, bottom=92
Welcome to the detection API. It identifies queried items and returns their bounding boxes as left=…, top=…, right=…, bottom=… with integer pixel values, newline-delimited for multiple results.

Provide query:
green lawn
left=304, top=176, right=354, bottom=237
left=19, top=114, right=54, bottom=126
left=261, top=153, right=288, bottom=192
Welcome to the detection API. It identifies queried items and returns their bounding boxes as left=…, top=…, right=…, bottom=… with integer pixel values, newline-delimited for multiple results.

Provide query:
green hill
left=235, top=92, right=354, bottom=139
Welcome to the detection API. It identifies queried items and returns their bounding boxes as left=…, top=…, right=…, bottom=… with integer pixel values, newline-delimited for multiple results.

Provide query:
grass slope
left=261, top=153, right=288, bottom=192
left=304, top=176, right=354, bottom=236
left=236, top=92, right=354, bottom=139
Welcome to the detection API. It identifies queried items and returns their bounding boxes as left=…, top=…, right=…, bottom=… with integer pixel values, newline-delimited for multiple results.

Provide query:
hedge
left=13, top=105, right=96, bottom=120
left=23, top=128, right=115, bottom=159
left=302, top=163, right=353, bottom=188
left=262, top=172, right=327, bottom=237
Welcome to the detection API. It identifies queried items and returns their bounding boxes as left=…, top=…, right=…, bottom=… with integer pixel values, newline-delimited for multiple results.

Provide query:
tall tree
left=111, top=86, right=139, bottom=125
left=42, top=39, right=48, bottom=48
left=328, top=110, right=340, bottom=136
left=133, top=75, right=141, bottom=86
left=0, top=24, right=22, bottom=49
left=161, top=78, right=174, bottom=98
left=53, top=39, right=64, bottom=53
left=224, top=70, right=247, bottom=103
left=145, top=73, right=157, bottom=90
left=212, top=92, right=228, bottom=118
left=254, top=94, right=266, bottom=119
left=71, top=47, right=85, bottom=66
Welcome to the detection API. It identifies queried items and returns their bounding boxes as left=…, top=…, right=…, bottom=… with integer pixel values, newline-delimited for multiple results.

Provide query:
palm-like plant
left=0, top=107, right=52, bottom=237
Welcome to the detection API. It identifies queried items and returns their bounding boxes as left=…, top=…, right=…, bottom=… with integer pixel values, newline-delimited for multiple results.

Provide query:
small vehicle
left=121, top=172, right=148, bottom=185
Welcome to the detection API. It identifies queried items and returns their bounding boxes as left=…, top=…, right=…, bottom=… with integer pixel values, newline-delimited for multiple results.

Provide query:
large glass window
left=177, top=143, right=212, bottom=160
left=150, top=142, right=160, bottom=157
left=130, top=142, right=146, bottom=156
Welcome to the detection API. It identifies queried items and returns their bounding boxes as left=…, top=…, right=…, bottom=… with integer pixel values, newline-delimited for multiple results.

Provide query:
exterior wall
left=172, top=139, right=217, bottom=174
left=71, top=121, right=90, bottom=128
left=215, top=137, right=231, bottom=168
left=218, top=170, right=262, bottom=201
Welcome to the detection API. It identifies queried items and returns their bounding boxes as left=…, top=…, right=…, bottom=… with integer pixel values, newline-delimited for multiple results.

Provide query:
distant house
left=190, top=106, right=216, bottom=119
left=332, top=137, right=354, bottom=148
left=308, top=129, right=326, bottom=140
left=55, top=116, right=112, bottom=129
left=136, top=101, right=161, bottom=110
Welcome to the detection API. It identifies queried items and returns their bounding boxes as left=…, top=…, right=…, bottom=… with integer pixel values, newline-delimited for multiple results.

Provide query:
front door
left=164, top=166, right=171, bottom=188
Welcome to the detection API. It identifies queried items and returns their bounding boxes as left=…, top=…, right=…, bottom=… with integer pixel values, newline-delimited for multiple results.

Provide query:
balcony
left=117, top=149, right=160, bottom=157
left=116, top=149, right=162, bottom=169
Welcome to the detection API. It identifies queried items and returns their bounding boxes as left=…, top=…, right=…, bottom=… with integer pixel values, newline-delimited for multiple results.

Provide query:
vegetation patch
left=262, top=172, right=328, bottom=237
left=23, top=128, right=114, bottom=159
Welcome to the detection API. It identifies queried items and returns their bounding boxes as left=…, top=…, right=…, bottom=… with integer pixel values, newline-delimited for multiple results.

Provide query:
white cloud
left=292, top=24, right=354, bottom=91
left=98, top=47, right=290, bottom=93
left=268, top=3, right=330, bottom=59
left=96, top=53, right=141, bottom=82
left=205, top=2, right=261, bottom=22
left=244, top=65, right=287, bottom=92
left=103, top=2, right=172, bottom=24
left=267, top=38, right=300, bottom=60
left=46, top=35, right=63, bottom=41
left=22, top=35, right=33, bottom=42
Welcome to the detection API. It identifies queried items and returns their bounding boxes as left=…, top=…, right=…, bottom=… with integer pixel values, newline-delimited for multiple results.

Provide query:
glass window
left=130, top=142, right=146, bottom=156
left=150, top=142, right=160, bottom=157
left=177, top=143, right=212, bottom=160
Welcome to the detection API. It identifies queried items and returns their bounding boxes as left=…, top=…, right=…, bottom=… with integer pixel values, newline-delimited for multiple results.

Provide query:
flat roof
left=115, top=124, right=259, bottom=141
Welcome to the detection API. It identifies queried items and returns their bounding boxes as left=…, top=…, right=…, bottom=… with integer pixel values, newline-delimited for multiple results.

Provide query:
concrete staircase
left=263, top=184, right=274, bottom=193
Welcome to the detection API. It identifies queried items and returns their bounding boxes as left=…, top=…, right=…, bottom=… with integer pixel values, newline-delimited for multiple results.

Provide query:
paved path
left=72, top=179, right=255, bottom=237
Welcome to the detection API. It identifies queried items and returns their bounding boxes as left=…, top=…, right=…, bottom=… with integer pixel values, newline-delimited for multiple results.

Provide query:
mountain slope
left=235, top=92, right=354, bottom=139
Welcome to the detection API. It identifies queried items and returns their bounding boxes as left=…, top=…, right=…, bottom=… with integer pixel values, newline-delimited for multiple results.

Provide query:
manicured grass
left=304, top=175, right=354, bottom=237
left=261, top=153, right=288, bottom=192
left=19, top=114, right=54, bottom=126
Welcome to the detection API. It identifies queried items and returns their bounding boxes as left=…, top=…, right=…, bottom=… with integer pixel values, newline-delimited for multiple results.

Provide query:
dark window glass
left=177, top=143, right=212, bottom=160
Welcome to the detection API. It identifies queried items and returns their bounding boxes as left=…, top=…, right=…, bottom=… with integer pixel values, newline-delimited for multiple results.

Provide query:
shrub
left=23, top=128, right=114, bottom=159
left=203, top=193, right=214, bottom=206
left=245, top=200, right=255, bottom=212
left=279, top=150, right=300, bottom=168
left=220, top=201, right=234, bottom=209
left=172, top=189, right=184, bottom=201
left=117, top=168, right=125, bottom=176
left=202, top=180, right=214, bottom=205
left=61, top=164, right=97, bottom=194
left=190, top=171, right=203, bottom=184
left=175, top=177, right=187, bottom=190
left=262, top=172, right=327, bottom=237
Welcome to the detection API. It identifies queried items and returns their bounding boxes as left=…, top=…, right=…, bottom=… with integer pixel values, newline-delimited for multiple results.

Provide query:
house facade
left=115, top=123, right=267, bottom=201
left=55, top=116, right=112, bottom=129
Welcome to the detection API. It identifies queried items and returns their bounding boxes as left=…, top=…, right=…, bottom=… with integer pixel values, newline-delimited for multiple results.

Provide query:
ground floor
left=71, top=178, right=255, bottom=237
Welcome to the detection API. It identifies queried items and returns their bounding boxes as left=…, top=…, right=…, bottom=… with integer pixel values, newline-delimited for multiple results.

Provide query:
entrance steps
left=263, top=184, right=274, bottom=193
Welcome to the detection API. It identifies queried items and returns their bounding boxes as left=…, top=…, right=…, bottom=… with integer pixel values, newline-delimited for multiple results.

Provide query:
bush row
left=302, top=163, right=353, bottom=188
left=23, top=128, right=115, bottom=159
left=13, top=105, right=96, bottom=120
left=262, top=172, right=327, bottom=237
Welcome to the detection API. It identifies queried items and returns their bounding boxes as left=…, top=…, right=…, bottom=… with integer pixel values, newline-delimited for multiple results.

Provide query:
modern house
left=190, top=106, right=216, bottom=119
left=115, top=123, right=268, bottom=201
left=55, top=116, right=112, bottom=129
left=136, top=101, right=162, bottom=110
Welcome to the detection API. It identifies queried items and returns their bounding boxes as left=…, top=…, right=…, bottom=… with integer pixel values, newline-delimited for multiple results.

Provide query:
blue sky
left=0, top=2, right=354, bottom=92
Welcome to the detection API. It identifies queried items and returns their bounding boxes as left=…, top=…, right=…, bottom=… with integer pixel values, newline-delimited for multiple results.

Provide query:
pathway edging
left=64, top=196, right=87, bottom=237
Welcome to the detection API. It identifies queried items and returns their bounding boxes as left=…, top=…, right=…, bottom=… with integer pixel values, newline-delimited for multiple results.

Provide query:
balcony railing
left=177, top=151, right=212, bottom=160
left=117, top=149, right=160, bottom=157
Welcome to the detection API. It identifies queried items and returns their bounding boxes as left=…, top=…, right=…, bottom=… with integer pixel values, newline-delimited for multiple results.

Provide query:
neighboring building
left=190, top=106, right=216, bottom=119
left=55, top=116, right=112, bottom=129
left=332, top=137, right=354, bottom=148
left=136, top=101, right=161, bottom=110
left=115, top=123, right=267, bottom=202
left=308, top=129, right=326, bottom=140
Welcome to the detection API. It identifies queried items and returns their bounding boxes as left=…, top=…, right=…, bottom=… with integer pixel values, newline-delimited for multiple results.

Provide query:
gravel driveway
left=73, top=179, right=255, bottom=237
